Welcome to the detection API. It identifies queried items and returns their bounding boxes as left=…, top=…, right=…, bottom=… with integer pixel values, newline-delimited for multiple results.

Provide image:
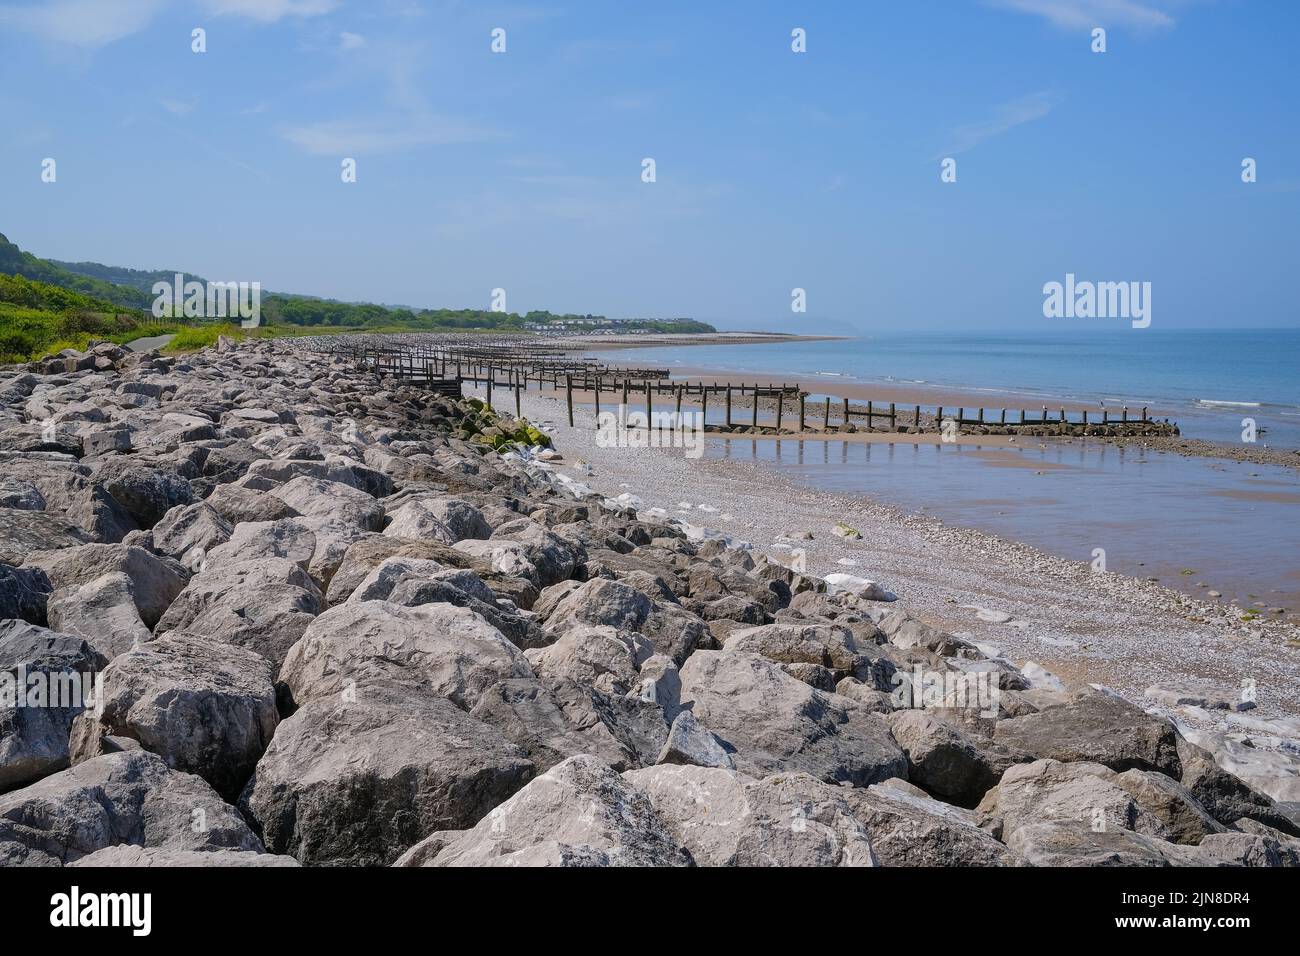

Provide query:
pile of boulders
left=0, top=339, right=1293, bottom=866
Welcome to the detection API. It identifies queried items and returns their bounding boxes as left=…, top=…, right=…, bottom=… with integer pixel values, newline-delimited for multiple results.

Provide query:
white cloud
left=934, top=90, right=1062, bottom=158
left=0, top=0, right=166, bottom=48
left=279, top=116, right=504, bottom=155
left=339, top=31, right=365, bottom=50
left=160, top=97, right=197, bottom=115
left=986, top=0, right=1177, bottom=30
left=205, top=0, right=340, bottom=22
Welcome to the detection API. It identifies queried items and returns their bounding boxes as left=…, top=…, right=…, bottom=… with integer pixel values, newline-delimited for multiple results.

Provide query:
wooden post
left=799, top=394, right=806, bottom=431
left=674, top=385, right=683, bottom=426
left=1000, top=408, right=1006, bottom=425
left=1103, top=409, right=1109, bottom=424
left=823, top=397, right=831, bottom=430
left=565, top=375, right=574, bottom=427
left=889, top=402, right=896, bottom=430
left=1122, top=406, right=1128, bottom=423
left=725, top=387, right=733, bottom=427
left=593, top=377, right=600, bottom=418
left=866, top=400, right=873, bottom=429
left=776, top=392, right=784, bottom=431
left=1060, top=408, right=1066, bottom=425
left=978, top=408, right=985, bottom=424
left=701, top=389, right=708, bottom=429
left=843, top=398, right=850, bottom=427
left=913, top=405, right=921, bottom=429
left=752, top=388, right=760, bottom=429
left=646, top=381, right=653, bottom=429
left=958, top=408, right=964, bottom=424
left=1142, top=406, right=1148, bottom=421
left=936, top=406, right=944, bottom=427
left=486, top=375, right=493, bottom=410
left=1041, top=405, right=1048, bottom=424
left=515, top=378, right=521, bottom=418
left=622, top=379, right=629, bottom=412
left=1082, top=410, right=1088, bottom=425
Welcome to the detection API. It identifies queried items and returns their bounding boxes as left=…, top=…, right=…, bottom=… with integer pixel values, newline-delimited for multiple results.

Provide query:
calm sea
left=588, top=329, right=1300, bottom=615
left=593, top=329, right=1300, bottom=448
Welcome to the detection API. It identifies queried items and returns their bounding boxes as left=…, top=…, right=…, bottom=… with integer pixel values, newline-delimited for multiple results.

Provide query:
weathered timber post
left=515, top=377, right=521, bottom=418
left=799, top=394, right=806, bottom=431
left=776, top=393, right=784, bottom=431
left=566, top=375, right=574, bottom=427
left=889, top=402, right=896, bottom=430
left=1122, top=406, right=1128, bottom=423
left=701, top=389, right=708, bottom=429
left=725, top=387, right=733, bottom=427
left=913, top=405, right=921, bottom=429
left=843, top=398, right=850, bottom=427
left=486, top=375, right=493, bottom=410
left=646, top=381, right=653, bottom=429
left=823, top=397, right=831, bottom=430
left=752, top=389, right=759, bottom=429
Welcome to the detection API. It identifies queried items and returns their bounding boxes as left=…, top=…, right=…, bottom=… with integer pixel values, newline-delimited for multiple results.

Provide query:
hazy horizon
left=2, top=0, right=1297, bottom=332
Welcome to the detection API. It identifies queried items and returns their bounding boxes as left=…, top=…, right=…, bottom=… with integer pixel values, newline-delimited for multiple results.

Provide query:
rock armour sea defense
left=0, top=338, right=1296, bottom=866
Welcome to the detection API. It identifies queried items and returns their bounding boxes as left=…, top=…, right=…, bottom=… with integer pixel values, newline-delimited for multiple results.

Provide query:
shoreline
left=585, top=349, right=1300, bottom=472
left=493, top=383, right=1300, bottom=728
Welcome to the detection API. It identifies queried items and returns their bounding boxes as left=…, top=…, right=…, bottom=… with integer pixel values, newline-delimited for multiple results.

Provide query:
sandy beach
left=492, top=383, right=1300, bottom=733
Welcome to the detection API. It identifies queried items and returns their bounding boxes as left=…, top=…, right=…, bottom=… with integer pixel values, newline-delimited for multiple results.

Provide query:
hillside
left=4, top=232, right=715, bottom=334
left=0, top=234, right=150, bottom=309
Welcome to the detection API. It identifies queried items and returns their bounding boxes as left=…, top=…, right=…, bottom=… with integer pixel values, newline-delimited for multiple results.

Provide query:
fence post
left=725, top=387, right=733, bottom=427
left=913, top=405, right=921, bottom=429
left=566, top=375, right=574, bottom=426
left=823, top=397, right=831, bottom=430
left=752, top=389, right=759, bottom=429
left=799, top=394, right=806, bottom=431
left=889, top=402, right=896, bottom=430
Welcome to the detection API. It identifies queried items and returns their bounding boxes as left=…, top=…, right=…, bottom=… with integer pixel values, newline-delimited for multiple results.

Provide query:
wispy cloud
left=160, top=97, right=197, bottom=115
left=933, top=90, right=1062, bottom=158
left=0, top=0, right=166, bottom=48
left=205, top=0, right=340, bottom=21
left=986, top=0, right=1177, bottom=30
left=339, top=31, right=365, bottom=50
left=279, top=116, right=505, bottom=155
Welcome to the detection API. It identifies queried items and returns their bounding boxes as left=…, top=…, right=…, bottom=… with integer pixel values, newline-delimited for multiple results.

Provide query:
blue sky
left=0, top=0, right=1296, bottom=331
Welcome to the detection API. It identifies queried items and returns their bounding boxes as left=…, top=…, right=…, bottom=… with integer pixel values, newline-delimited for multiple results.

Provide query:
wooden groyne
left=292, top=333, right=1178, bottom=438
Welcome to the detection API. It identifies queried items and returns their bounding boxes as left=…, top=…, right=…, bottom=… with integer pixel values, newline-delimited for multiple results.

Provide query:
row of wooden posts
left=330, top=341, right=1154, bottom=434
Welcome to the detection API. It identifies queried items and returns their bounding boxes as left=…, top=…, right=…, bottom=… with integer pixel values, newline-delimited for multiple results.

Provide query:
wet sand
left=494, top=383, right=1300, bottom=727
